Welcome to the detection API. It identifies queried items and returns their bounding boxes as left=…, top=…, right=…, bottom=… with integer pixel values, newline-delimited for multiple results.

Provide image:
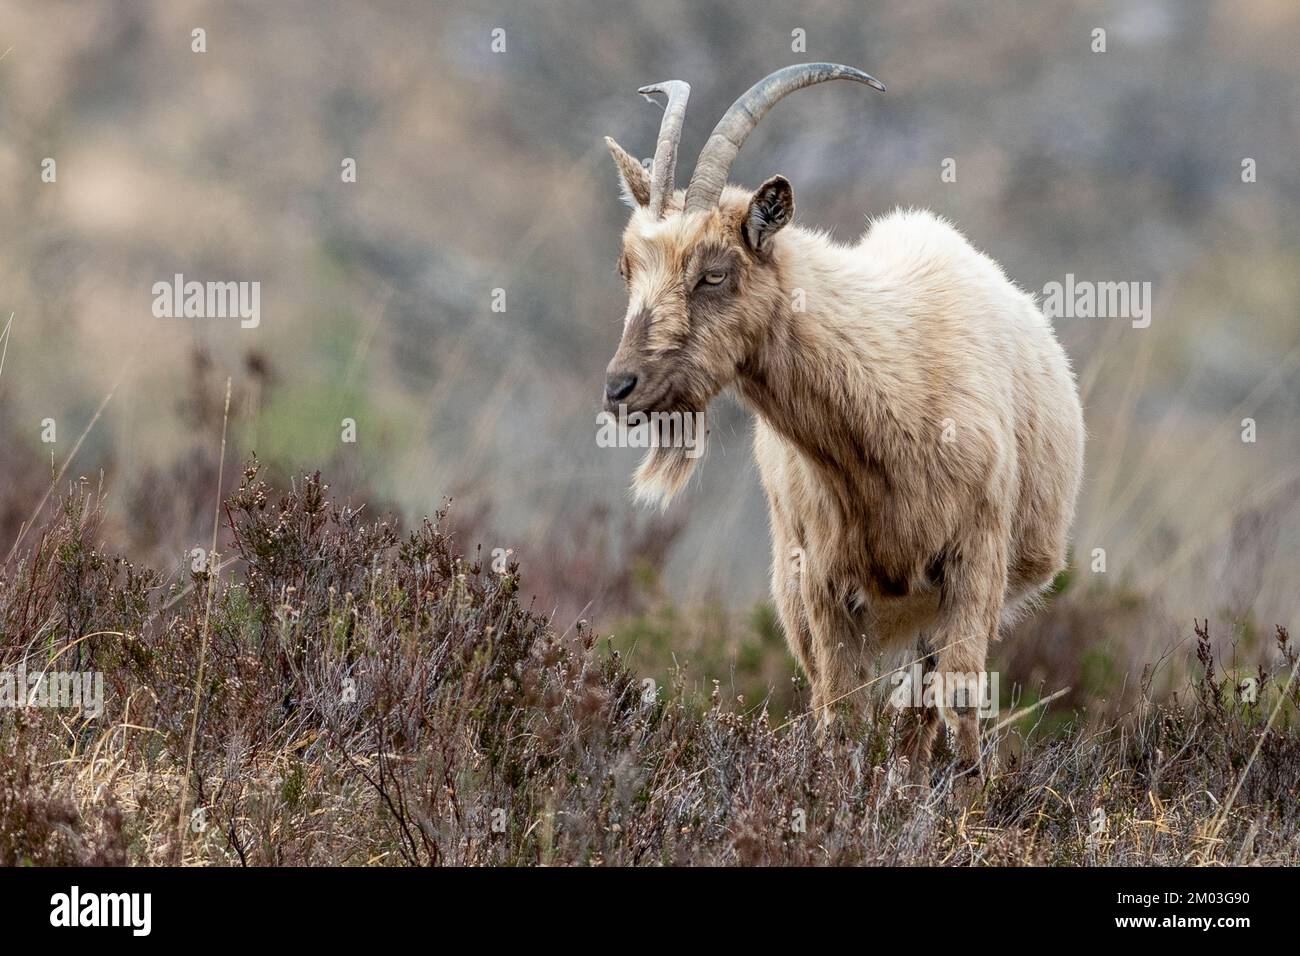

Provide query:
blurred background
left=2, top=0, right=1298, bottom=717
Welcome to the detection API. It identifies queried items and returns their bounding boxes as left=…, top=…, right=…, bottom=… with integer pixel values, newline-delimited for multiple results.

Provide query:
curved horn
left=683, top=64, right=885, bottom=214
left=638, top=80, right=691, bottom=219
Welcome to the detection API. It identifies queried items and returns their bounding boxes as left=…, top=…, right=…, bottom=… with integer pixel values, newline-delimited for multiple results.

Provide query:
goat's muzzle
left=604, top=371, right=638, bottom=406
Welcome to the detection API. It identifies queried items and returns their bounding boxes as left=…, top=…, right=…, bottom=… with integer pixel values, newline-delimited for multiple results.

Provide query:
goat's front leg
left=896, top=634, right=941, bottom=778
left=770, top=528, right=820, bottom=700
left=928, top=523, right=1007, bottom=781
left=800, top=575, right=869, bottom=738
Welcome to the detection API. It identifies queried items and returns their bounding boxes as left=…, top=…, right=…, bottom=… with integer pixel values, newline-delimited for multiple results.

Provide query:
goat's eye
left=701, top=270, right=727, bottom=287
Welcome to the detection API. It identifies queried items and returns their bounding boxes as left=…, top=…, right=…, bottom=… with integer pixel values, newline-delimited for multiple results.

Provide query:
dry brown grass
left=1, top=463, right=1298, bottom=866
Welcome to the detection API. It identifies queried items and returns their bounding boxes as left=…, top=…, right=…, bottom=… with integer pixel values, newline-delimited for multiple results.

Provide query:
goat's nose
left=605, top=373, right=638, bottom=403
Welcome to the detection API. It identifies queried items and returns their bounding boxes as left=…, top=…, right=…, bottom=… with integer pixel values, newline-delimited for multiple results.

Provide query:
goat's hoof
left=948, top=766, right=985, bottom=805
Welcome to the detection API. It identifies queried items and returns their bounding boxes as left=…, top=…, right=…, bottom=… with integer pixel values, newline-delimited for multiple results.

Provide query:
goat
left=600, top=65, right=1084, bottom=778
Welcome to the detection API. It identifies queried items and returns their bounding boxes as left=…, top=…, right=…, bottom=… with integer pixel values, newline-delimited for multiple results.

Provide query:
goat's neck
left=737, top=232, right=896, bottom=470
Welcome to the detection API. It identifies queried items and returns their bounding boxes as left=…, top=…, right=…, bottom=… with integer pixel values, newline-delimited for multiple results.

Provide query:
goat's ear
left=605, top=137, right=651, bottom=208
left=743, top=175, right=795, bottom=256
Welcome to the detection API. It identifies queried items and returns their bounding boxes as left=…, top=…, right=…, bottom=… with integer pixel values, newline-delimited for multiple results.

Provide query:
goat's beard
left=630, top=407, right=708, bottom=510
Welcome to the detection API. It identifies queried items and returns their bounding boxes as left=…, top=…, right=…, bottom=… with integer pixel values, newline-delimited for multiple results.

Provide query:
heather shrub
left=1, top=462, right=1296, bottom=865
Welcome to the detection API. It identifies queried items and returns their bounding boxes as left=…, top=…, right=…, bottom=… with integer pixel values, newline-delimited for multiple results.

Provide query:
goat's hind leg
left=930, top=527, right=1007, bottom=784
